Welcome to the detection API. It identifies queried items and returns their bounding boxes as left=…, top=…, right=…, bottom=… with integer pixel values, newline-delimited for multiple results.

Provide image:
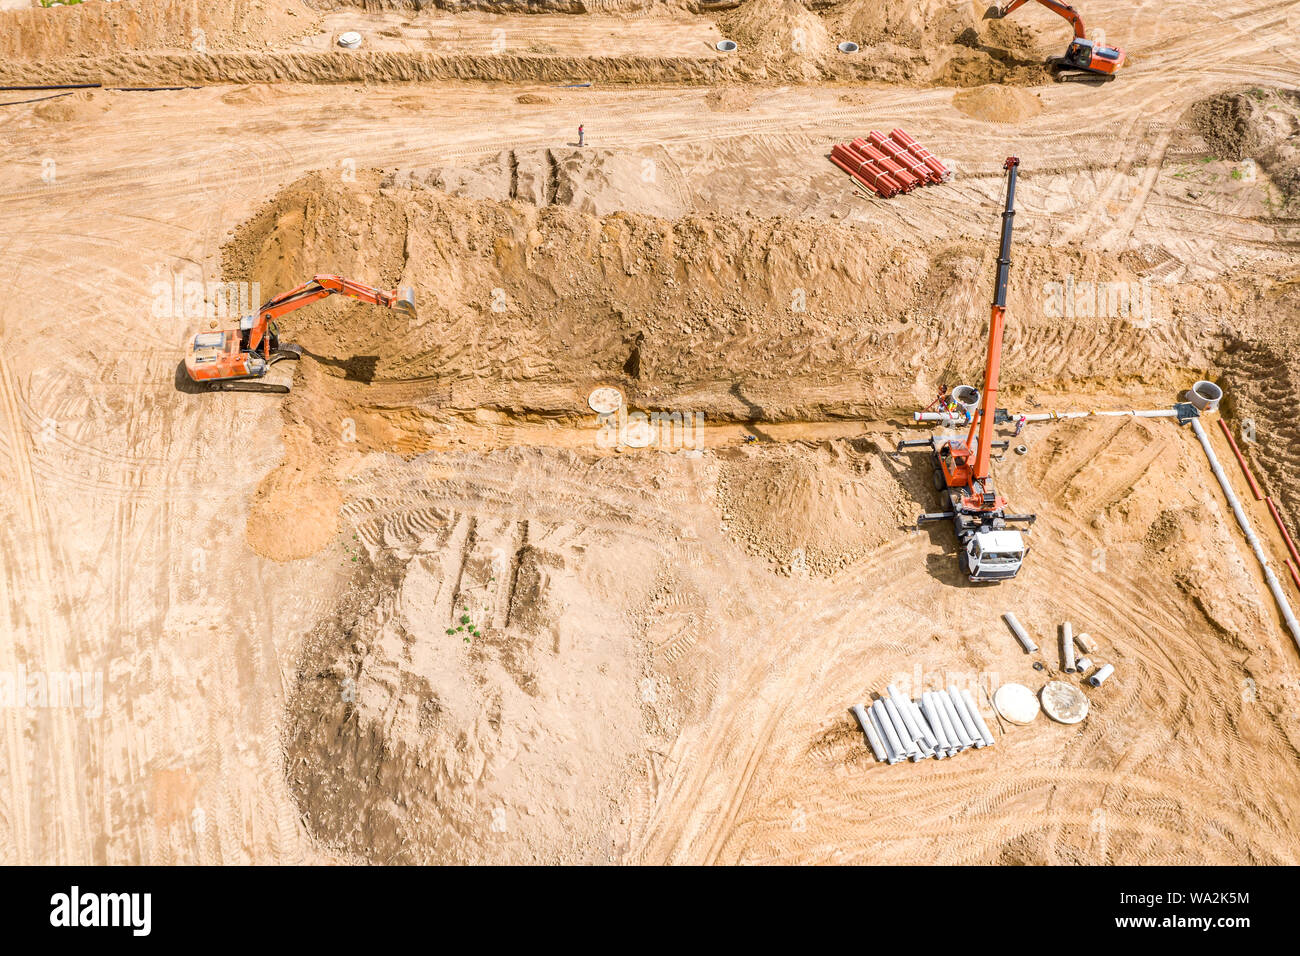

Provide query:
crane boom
left=967, top=157, right=1019, bottom=482
left=893, top=155, right=1035, bottom=583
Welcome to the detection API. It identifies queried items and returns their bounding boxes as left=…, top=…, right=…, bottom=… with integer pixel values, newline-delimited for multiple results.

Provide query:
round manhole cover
left=588, top=386, right=623, bottom=415
left=623, top=417, right=654, bottom=448
left=993, top=683, right=1040, bottom=724
left=1040, top=680, right=1089, bottom=724
left=338, top=31, right=363, bottom=49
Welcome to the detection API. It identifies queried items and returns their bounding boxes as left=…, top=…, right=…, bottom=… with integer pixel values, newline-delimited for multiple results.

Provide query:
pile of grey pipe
left=1003, top=612, right=1115, bottom=687
left=851, top=684, right=995, bottom=764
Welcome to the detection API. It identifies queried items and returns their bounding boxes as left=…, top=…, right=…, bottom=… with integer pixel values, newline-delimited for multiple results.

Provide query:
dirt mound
left=383, top=146, right=691, bottom=218
left=32, top=90, right=111, bottom=124
left=715, top=439, right=911, bottom=575
left=515, top=92, right=553, bottom=104
left=718, top=0, right=833, bottom=79
left=1188, top=88, right=1300, bottom=203
left=284, top=448, right=657, bottom=864
left=953, top=84, right=1043, bottom=122
left=0, top=0, right=320, bottom=60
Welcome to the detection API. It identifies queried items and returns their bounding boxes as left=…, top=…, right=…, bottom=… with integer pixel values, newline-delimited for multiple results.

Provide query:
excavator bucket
left=395, top=285, right=417, bottom=317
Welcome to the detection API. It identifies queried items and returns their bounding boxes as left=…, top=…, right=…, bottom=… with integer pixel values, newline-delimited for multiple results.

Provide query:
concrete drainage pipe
left=716, top=39, right=738, bottom=52
left=1187, top=380, right=1222, bottom=412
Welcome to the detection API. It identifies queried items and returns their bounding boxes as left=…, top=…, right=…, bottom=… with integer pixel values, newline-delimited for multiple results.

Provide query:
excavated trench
left=2, top=0, right=1048, bottom=88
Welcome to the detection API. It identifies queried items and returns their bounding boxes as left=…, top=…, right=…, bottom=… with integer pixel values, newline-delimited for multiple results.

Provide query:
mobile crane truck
left=895, top=157, right=1036, bottom=583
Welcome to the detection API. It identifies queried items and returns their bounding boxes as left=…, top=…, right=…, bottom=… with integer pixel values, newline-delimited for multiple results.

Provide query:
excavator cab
left=1061, top=37, right=1125, bottom=75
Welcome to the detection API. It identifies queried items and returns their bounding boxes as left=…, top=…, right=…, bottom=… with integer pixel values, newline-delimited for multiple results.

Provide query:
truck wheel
left=932, top=468, right=945, bottom=491
left=959, top=550, right=970, bottom=575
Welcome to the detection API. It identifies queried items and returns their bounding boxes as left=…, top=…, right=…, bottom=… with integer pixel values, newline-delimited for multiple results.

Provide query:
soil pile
left=953, top=84, right=1043, bottom=122
left=0, top=0, right=320, bottom=60
left=1189, top=88, right=1300, bottom=203
left=284, top=450, right=659, bottom=863
left=715, top=439, right=912, bottom=575
left=383, top=146, right=691, bottom=218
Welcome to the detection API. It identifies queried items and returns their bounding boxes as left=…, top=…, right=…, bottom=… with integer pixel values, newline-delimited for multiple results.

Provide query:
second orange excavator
left=183, top=274, right=415, bottom=393
left=991, top=0, right=1126, bottom=79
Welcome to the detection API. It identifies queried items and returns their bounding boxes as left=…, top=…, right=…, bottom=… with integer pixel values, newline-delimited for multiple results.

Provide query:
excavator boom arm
left=1000, top=0, right=1087, bottom=39
left=247, top=274, right=415, bottom=354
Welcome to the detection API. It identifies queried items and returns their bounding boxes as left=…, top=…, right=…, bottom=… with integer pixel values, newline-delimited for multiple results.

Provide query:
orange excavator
left=183, top=274, right=415, bottom=393
left=895, top=158, right=1036, bottom=583
left=991, top=0, right=1125, bottom=79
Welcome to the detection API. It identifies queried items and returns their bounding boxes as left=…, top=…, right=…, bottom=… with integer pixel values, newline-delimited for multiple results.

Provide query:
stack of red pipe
left=829, top=127, right=952, bottom=198
left=829, top=141, right=901, bottom=198
left=889, top=128, right=951, bottom=183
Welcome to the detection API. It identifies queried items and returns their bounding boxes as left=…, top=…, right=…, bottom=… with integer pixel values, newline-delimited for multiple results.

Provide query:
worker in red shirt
left=578, top=124, right=585, bottom=147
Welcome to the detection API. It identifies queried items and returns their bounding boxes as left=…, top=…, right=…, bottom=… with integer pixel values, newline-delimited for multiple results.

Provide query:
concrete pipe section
left=1187, top=380, right=1223, bottom=412
left=838, top=41, right=860, bottom=53
left=1003, top=612, right=1037, bottom=654
left=716, top=40, right=738, bottom=52
left=951, top=384, right=980, bottom=413
left=337, top=31, right=363, bottom=49
left=1088, top=664, right=1115, bottom=687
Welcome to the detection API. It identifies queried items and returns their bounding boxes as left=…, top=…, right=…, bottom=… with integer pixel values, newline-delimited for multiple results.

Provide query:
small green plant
left=1230, top=168, right=1243, bottom=181
left=451, top=606, right=484, bottom=642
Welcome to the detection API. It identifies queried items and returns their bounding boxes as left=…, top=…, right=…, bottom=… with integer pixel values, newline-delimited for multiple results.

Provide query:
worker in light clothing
left=1014, top=414, right=1027, bottom=437
left=578, top=124, right=584, bottom=147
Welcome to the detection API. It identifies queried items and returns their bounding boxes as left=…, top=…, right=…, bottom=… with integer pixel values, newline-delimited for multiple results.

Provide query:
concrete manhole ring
left=838, top=41, right=860, bottom=53
left=337, top=31, right=363, bottom=49
left=587, top=386, right=623, bottom=415
left=1015, top=443, right=1028, bottom=455
left=993, top=682, right=1040, bottom=724
left=1040, top=680, right=1089, bottom=724
left=716, top=39, right=738, bottom=52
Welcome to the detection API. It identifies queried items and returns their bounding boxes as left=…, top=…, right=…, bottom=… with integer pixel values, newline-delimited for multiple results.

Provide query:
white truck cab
left=966, top=529, right=1027, bottom=582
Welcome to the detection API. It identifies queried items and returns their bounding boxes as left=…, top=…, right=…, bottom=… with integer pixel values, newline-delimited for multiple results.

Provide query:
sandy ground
left=1, top=0, right=1299, bottom=865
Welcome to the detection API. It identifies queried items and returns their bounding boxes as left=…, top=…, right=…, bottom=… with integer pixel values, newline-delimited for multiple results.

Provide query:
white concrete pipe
left=1076, top=657, right=1093, bottom=673
left=914, top=411, right=968, bottom=426
left=1018, top=408, right=1180, bottom=422
left=940, top=692, right=975, bottom=750
left=878, top=697, right=920, bottom=759
left=852, top=704, right=888, bottom=762
left=870, top=701, right=904, bottom=764
left=1061, top=622, right=1077, bottom=673
left=868, top=704, right=904, bottom=765
left=1190, top=417, right=1300, bottom=649
left=1003, top=612, right=1038, bottom=654
left=1187, top=380, right=1223, bottom=412
left=930, top=690, right=964, bottom=754
left=908, top=697, right=938, bottom=750
left=888, top=684, right=933, bottom=749
left=1088, top=663, right=1115, bottom=687
left=921, top=693, right=952, bottom=753
left=949, top=686, right=985, bottom=748
left=961, top=688, right=996, bottom=747
left=1074, top=632, right=1095, bottom=655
